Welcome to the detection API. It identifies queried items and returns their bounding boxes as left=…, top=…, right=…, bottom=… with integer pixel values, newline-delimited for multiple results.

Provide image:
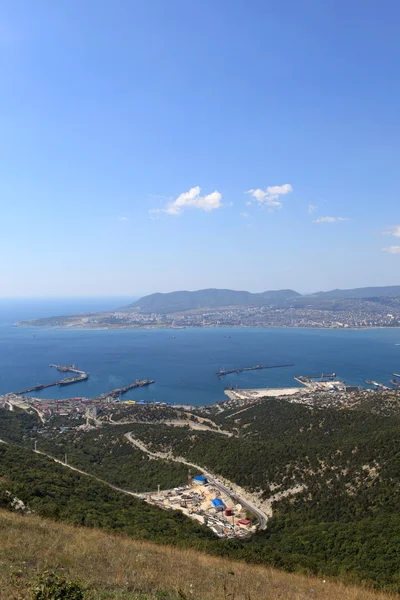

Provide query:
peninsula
left=17, top=285, right=400, bottom=330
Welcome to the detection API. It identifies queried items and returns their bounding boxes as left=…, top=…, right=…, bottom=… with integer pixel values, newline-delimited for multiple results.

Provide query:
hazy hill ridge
left=311, top=285, right=400, bottom=299
left=127, top=288, right=300, bottom=313
left=127, top=285, right=400, bottom=313
left=18, top=284, right=400, bottom=328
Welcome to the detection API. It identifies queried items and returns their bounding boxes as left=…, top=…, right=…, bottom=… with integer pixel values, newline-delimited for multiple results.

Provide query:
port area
left=2, top=369, right=156, bottom=421
left=224, top=387, right=304, bottom=401
left=145, top=481, right=255, bottom=539
left=223, top=374, right=355, bottom=407
left=7, top=362, right=155, bottom=401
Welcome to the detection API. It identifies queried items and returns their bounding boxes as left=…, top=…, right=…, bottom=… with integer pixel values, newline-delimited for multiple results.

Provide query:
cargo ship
left=58, top=373, right=89, bottom=386
left=365, top=380, right=391, bottom=390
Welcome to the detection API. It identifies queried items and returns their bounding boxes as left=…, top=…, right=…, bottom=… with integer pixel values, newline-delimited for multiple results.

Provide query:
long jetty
left=97, top=379, right=155, bottom=401
left=216, top=364, right=294, bottom=378
left=14, top=364, right=89, bottom=395
left=15, top=373, right=88, bottom=395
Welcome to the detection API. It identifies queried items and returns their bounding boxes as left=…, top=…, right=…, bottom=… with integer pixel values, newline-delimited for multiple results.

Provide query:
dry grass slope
left=0, top=509, right=395, bottom=600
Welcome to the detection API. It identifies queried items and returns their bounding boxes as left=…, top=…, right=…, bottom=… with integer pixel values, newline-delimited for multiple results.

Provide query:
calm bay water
left=0, top=299, right=400, bottom=406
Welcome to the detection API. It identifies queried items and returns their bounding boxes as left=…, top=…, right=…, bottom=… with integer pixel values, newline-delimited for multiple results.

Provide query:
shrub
left=31, top=570, right=85, bottom=600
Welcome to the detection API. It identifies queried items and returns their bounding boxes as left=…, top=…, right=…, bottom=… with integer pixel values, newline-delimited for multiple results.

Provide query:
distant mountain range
left=125, top=288, right=299, bottom=313
left=126, top=285, right=400, bottom=313
left=310, top=285, right=400, bottom=299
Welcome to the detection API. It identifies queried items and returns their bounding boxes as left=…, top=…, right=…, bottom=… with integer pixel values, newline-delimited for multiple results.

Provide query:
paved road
left=125, top=431, right=268, bottom=530
left=210, top=477, right=267, bottom=530
left=108, top=417, right=232, bottom=436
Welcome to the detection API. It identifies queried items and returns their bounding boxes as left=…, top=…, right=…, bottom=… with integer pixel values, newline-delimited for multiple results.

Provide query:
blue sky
left=1, top=0, right=400, bottom=297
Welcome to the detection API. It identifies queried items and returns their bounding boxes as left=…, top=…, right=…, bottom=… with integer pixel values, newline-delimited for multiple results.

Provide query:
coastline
left=3, top=323, right=400, bottom=404
left=15, top=322, right=400, bottom=332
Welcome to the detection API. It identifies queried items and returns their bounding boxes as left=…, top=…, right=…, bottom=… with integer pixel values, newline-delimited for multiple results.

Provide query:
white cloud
left=246, top=184, right=293, bottom=210
left=383, top=224, right=400, bottom=237
left=240, top=212, right=249, bottom=218
left=313, top=216, right=349, bottom=223
left=151, top=186, right=223, bottom=216
left=118, top=216, right=129, bottom=221
left=245, top=200, right=252, bottom=206
left=382, top=246, right=400, bottom=254
left=308, top=204, right=318, bottom=214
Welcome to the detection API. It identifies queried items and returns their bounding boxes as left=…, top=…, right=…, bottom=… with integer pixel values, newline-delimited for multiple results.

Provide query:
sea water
left=0, top=298, right=400, bottom=406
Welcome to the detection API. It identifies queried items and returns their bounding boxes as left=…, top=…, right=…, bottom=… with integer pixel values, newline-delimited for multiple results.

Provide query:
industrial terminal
left=145, top=473, right=255, bottom=538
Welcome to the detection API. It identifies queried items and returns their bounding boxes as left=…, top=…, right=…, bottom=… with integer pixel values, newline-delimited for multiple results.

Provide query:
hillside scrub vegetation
left=2, top=397, right=400, bottom=591
left=0, top=509, right=396, bottom=600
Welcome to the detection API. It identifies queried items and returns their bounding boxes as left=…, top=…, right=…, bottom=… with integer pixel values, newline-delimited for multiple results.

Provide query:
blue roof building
left=193, top=476, right=208, bottom=484
left=211, top=498, right=225, bottom=510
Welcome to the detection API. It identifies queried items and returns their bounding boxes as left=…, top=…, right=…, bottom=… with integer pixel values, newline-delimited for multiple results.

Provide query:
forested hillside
left=0, top=443, right=213, bottom=545
left=0, top=408, right=194, bottom=492
left=1, top=395, right=400, bottom=590
left=125, top=397, right=400, bottom=589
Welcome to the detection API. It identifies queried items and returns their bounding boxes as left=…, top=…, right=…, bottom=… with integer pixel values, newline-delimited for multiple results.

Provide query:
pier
left=96, top=379, right=155, bottom=401
left=300, top=373, right=336, bottom=380
left=12, top=363, right=154, bottom=401
left=14, top=365, right=89, bottom=395
left=15, top=373, right=88, bottom=395
left=216, top=364, right=294, bottom=378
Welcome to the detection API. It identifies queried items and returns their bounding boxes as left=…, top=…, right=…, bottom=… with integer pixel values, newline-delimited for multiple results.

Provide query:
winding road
left=1, top=432, right=268, bottom=531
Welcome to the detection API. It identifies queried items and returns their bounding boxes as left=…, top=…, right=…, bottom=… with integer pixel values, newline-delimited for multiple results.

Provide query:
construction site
left=145, top=474, right=255, bottom=539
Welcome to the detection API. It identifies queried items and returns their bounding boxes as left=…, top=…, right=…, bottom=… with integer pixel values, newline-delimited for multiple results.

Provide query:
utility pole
left=34, top=440, right=37, bottom=451
left=157, top=484, right=160, bottom=496
left=64, top=453, right=68, bottom=465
